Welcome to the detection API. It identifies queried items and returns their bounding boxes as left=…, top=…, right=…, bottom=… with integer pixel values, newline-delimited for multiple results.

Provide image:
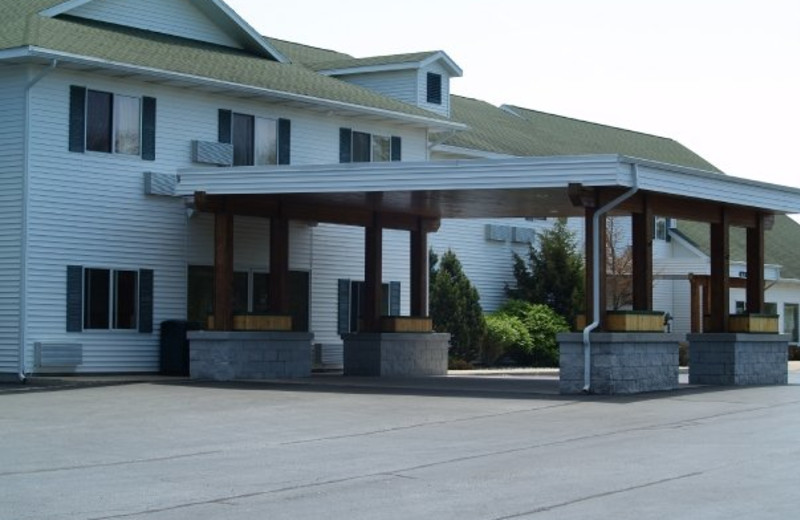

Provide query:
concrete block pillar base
left=343, top=333, right=450, bottom=376
left=688, top=333, right=788, bottom=385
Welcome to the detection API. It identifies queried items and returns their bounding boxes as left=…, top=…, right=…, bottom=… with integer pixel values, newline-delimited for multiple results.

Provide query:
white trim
left=319, top=51, right=463, bottom=78
left=175, top=154, right=800, bottom=216
left=39, top=0, right=94, bottom=17
left=3, top=47, right=466, bottom=131
left=668, top=230, right=708, bottom=259
left=432, top=144, right=518, bottom=160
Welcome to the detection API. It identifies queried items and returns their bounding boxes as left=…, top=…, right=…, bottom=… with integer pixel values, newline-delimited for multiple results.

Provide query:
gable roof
left=0, top=2, right=461, bottom=129
left=438, top=96, right=721, bottom=171
left=38, top=0, right=289, bottom=62
left=674, top=216, right=800, bottom=279
left=312, top=50, right=463, bottom=77
left=265, top=37, right=352, bottom=68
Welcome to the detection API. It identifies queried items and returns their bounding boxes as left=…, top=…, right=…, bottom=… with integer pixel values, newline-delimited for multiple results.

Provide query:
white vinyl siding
left=0, top=66, right=26, bottom=375
left=21, top=68, right=429, bottom=373
left=336, top=70, right=418, bottom=107
left=68, top=0, right=242, bottom=48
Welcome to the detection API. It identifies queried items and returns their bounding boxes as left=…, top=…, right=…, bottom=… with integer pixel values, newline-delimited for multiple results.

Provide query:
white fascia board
left=420, top=51, right=463, bottom=77
left=622, top=156, right=800, bottom=214
left=205, top=0, right=290, bottom=63
left=432, top=144, right=517, bottom=160
left=39, top=0, right=93, bottom=17
left=0, top=47, right=33, bottom=60
left=175, top=155, right=626, bottom=196
left=16, top=47, right=465, bottom=131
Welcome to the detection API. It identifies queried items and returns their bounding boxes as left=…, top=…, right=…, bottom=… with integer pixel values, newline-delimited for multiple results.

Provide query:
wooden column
left=213, top=210, right=234, bottom=331
left=709, top=209, right=730, bottom=332
left=410, top=218, right=428, bottom=317
left=363, top=213, right=383, bottom=332
left=269, top=217, right=290, bottom=315
left=631, top=200, right=654, bottom=311
left=746, top=214, right=766, bottom=314
left=689, top=274, right=701, bottom=333
left=584, top=207, right=608, bottom=329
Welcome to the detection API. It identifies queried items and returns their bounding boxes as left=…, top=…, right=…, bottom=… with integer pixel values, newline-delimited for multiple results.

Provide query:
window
left=736, top=301, right=778, bottom=315
left=67, top=266, right=152, bottom=333
left=69, top=86, right=155, bottom=159
left=218, top=110, right=290, bottom=166
left=83, top=268, right=138, bottom=330
left=654, top=217, right=671, bottom=241
left=426, top=72, right=442, bottom=105
left=337, top=279, right=401, bottom=334
left=785, top=304, right=799, bottom=343
left=339, top=128, right=401, bottom=163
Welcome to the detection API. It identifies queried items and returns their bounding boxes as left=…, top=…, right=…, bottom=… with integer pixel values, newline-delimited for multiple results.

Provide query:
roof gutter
left=19, top=58, right=58, bottom=382
left=4, top=47, right=465, bottom=132
left=581, top=163, right=640, bottom=393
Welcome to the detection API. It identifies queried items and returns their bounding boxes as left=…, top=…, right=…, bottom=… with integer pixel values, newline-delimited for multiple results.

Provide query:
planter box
left=379, top=316, right=433, bottom=333
left=605, top=311, right=665, bottom=332
left=207, top=315, right=293, bottom=331
left=728, top=314, right=779, bottom=333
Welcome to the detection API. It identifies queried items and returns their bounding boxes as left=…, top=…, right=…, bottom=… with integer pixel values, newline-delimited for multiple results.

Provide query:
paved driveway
left=2, top=369, right=799, bottom=520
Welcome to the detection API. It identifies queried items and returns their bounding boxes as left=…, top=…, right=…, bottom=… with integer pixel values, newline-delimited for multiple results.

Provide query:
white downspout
left=581, top=163, right=640, bottom=393
left=19, top=59, right=58, bottom=382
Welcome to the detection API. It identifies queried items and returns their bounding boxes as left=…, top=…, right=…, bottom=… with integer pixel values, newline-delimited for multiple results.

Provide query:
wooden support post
left=631, top=200, right=653, bottom=311
left=689, top=274, right=701, bottom=333
left=584, top=207, right=608, bottom=329
left=363, top=213, right=383, bottom=333
left=410, top=218, right=428, bottom=317
left=709, top=209, right=730, bottom=332
left=746, top=214, right=766, bottom=314
left=269, top=217, right=290, bottom=315
left=213, top=210, right=234, bottom=331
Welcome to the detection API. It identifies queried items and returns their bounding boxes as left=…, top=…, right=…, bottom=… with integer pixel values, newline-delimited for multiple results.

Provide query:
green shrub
left=496, top=300, right=569, bottom=367
left=483, top=314, right=532, bottom=366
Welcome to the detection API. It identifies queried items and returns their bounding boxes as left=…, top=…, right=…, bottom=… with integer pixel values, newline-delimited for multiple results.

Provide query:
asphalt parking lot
left=2, top=366, right=799, bottom=520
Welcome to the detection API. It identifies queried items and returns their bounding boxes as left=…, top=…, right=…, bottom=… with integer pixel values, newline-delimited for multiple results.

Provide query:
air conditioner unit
left=191, top=140, right=233, bottom=166
left=35, top=342, right=83, bottom=371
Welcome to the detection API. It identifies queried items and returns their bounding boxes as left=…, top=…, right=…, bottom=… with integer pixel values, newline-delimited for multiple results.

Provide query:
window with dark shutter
left=427, top=72, right=442, bottom=105
left=141, top=97, right=157, bottom=161
left=86, top=90, right=113, bottom=153
left=138, top=269, right=154, bottom=333
left=391, top=136, right=402, bottom=162
left=68, top=86, right=86, bottom=153
left=278, top=118, right=291, bottom=165
left=218, top=109, right=232, bottom=144
left=339, top=128, right=352, bottom=163
left=232, top=113, right=254, bottom=166
left=66, top=266, right=84, bottom=332
left=337, top=279, right=351, bottom=334
left=389, top=281, right=401, bottom=316
left=352, top=131, right=371, bottom=163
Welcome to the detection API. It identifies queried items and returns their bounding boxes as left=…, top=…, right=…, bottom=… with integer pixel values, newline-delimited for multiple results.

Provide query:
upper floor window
left=69, top=86, right=156, bottom=160
left=339, top=128, right=401, bottom=163
left=426, top=72, right=442, bottom=105
left=218, top=109, right=291, bottom=166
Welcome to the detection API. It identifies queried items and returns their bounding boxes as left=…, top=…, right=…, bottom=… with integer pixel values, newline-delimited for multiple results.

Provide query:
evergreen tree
left=430, top=249, right=486, bottom=363
left=507, top=220, right=584, bottom=324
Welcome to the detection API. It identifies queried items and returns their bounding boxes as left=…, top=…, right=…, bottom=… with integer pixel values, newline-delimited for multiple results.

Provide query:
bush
left=496, top=300, right=569, bottom=367
left=483, top=314, right=532, bottom=366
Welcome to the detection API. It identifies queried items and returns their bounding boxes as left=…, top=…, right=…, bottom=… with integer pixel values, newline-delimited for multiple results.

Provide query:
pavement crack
left=489, top=471, right=705, bottom=519
left=0, top=451, right=223, bottom=478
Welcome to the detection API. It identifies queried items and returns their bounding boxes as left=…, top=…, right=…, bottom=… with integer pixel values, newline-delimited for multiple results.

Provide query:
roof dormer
left=313, top=50, right=462, bottom=118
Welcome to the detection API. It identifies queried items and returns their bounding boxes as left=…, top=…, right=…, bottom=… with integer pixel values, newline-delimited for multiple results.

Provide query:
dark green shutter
left=141, top=96, right=157, bottom=161
left=218, top=109, right=232, bottom=144
left=339, top=128, right=352, bottom=163
left=391, top=136, right=401, bottom=162
left=278, top=118, right=291, bottom=165
left=389, top=281, right=401, bottom=316
left=69, top=86, right=86, bottom=153
left=138, top=269, right=154, bottom=333
left=337, top=279, right=351, bottom=334
left=66, top=266, right=83, bottom=332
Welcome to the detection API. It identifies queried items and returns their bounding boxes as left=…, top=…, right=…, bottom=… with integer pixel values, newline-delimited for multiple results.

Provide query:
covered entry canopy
left=176, top=154, right=800, bottom=334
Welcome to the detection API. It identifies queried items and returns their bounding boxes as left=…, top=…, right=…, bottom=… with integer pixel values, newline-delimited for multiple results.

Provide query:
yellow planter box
left=207, top=315, right=293, bottom=331
left=379, top=316, right=433, bottom=333
left=728, top=314, right=779, bottom=333
left=606, top=311, right=665, bottom=332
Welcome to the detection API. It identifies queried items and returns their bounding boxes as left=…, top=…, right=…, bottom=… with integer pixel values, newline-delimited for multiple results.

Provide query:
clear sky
left=226, top=0, right=799, bottom=191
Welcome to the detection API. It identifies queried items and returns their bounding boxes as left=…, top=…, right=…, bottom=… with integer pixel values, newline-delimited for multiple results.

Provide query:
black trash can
left=160, top=320, right=201, bottom=376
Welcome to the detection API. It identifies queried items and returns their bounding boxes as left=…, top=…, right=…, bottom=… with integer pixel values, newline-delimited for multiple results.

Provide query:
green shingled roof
left=443, top=96, right=722, bottom=171
left=674, top=216, right=800, bottom=280
left=265, top=37, right=353, bottom=68
left=309, top=51, right=441, bottom=71
left=0, top=3, right=453, bottom=125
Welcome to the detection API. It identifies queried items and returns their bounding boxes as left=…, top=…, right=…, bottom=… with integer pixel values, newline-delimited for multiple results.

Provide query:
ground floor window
left=67, top=266, right=152, bottom=333
left=337, top=279, right=401, bottom=334
left=187, top=266, right=309, bottom=331
left=784, top=303, right=799, bottom=343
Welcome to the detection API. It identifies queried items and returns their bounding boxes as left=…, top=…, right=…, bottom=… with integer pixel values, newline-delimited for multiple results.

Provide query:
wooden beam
left=631, top=195, right=653, bottom=311
left=269, top=217, right=290, bottom=315
left=615, top=191, right=771, bottom=228
left=410, top=218, right=429, bottom=317
left=708, top=209, right=730, bottom=332
left=746, top=213, right=766, bottom=314
left=213, top=211, right=234, bottom=331
left=363, top=213, right=383, bottom=333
